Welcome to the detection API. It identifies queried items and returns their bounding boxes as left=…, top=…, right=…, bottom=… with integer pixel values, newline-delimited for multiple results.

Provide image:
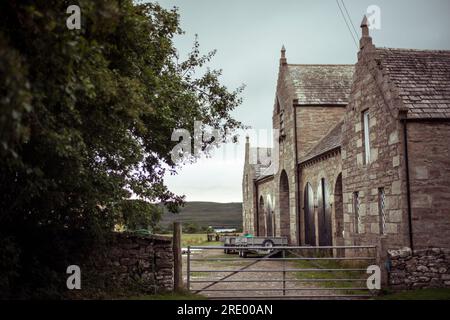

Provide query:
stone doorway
left=279, top=170, right=291, bottom=242
left=334, top=173, right=344, bottom=247
left=304, top=183, right=316, bottom=246
left=317, top=178, right=332, bottom=246
left=258, top=196, right=266, bottom=236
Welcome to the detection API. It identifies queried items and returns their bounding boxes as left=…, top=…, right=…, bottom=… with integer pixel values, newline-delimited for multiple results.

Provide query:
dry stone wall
left=72, top=233, right=173, bottom=298
left=388, top=247, right=450, bottom=289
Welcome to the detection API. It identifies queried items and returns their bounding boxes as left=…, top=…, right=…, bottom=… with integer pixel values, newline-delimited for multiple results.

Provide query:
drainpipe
left=254, top=180, right=259, bottom=236
left=293, top=99, right=301, bottom=245
left=400, top=109, right=414, bottom=252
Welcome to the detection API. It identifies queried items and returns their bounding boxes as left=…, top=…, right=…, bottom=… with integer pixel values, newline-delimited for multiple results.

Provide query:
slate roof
left=288, top=64, right=354, bottom=105
left=249, top=147, right=273, bottom=180
left=376, top=48, right=450, bottom=119
left=258, top=162, right=275, bottom=180
left=299, top=121, right=343, bottom=164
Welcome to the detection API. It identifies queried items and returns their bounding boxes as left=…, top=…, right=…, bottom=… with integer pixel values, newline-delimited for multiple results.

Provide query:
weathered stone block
left=389, top=210, right=402, bottom=223
left=391, top=180, right=402, bottom=195
left=392, top=155, right=400, bottom=167
left=414, top=166, right=429, bottom=180
left=388, top=131, right=399, bottom=145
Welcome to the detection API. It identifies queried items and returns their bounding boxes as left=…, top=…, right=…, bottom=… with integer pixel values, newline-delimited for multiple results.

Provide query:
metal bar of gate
left=186, top=246, right=191, bottom=291
left=192, top=245, right=376, bottom=249
left=207, top=295, right=374, bottom=300
left=190, top=278, right=367, bottom=283
left=189, top=268, right=367, bottom=272
left=190, top=257, right=376, bottom=261
left=197, top=288, right=370, bottom=292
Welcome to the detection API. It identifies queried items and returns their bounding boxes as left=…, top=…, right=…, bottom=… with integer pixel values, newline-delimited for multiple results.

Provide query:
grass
left=157, top=233, right=222, bottom=247
left=181, top=233, right=222, bottom=247
left=375, top=288, right=450, bottom=300
left=129, top=290, right=206, bottom=300
left=292, top=255, right=368, bottom=295
left=190, top=271, right=211, bottom=277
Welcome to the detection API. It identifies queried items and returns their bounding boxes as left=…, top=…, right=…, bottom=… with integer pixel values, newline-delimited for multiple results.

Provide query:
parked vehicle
left=223, top=236, right=238, bottom=254
left=223, top=236, right=288, bottom=257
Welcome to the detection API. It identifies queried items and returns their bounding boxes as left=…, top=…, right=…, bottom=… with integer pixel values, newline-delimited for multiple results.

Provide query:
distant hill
left=159, top=201, right=242, bottom=229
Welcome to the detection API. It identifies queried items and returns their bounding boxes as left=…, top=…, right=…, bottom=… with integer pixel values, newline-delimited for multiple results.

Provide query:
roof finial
left=280, top=45, right=287, bottom=66
left=360, top=15, right=369, bottom=37
left=359, top=15, right=373, bottom=50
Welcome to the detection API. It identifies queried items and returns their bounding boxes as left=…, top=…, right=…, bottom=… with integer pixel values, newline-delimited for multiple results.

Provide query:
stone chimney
left=359, top=15, right=373, bottom=50
left=280, top=45, right=287, bottom=66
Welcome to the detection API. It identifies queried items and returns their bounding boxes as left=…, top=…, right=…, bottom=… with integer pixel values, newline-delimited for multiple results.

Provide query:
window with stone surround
left=353, top=191, right=361, bottom=233
left=279, top=109, right=285, bottom=139
left=362, top=109, right=371, bottom=164
left=378, top=187, right=386, bottom=235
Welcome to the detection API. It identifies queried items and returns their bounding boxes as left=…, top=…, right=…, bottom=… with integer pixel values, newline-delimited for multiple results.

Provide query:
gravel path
left=182, top=249, right=362, bottom=300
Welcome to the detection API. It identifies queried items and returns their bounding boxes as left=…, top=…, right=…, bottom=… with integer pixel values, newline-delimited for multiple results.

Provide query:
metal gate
left=186, top=245, right=378, bottom=299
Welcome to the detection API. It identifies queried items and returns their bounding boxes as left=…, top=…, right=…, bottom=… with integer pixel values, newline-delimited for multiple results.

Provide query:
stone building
left=242, top=17, right=450, bottom=254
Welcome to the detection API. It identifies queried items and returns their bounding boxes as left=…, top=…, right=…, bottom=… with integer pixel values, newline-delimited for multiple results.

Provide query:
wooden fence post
left=173, top=222, right=183, bottom=292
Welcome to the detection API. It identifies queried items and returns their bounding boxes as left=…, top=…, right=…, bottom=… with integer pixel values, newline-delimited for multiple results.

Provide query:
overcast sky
left=158, top=0, right=450, bottom=203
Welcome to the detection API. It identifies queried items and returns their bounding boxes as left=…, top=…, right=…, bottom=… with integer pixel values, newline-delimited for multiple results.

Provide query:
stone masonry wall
left=389, top=247, right=450, bottom=289
left=272, top=61, right=299, bottom=244
left=407, top=121, right=450, bottom=248
left=77, top=233, right=173, bottom=297
left=242, top=143, right=257, bottom=235
left=341, top=43, right=409, bottom=249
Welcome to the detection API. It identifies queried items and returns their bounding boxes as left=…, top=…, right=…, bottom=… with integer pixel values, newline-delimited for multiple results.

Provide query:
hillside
left=159, top=201, right=242, bottom=229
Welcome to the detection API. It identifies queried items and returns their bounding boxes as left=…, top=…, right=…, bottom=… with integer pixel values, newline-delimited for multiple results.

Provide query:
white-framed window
left=362, top=110, right=371, bottom=164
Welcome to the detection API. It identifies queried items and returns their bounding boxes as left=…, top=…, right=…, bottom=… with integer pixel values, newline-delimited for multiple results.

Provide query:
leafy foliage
left=119, top=199, right=162, bottom=232
left=0, top=0, right=243, bottom=298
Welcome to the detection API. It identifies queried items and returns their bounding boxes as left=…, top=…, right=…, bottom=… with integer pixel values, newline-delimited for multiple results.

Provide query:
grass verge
left=129, top=290, right=206, bottom=300
left=375, top=288, right=450, bottom=300
left=158, top=233, right=222, bottom=247
left=292, top=257, right=369, bottom=295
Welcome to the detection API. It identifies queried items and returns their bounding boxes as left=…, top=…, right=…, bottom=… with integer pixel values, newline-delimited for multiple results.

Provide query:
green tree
left=183, top=222, right=200, bottom=234
left=0, top=0, right=243, bottom=232
left=0, top=0, right=243, bottom=298
left=119, top=199, right=162, bottom=232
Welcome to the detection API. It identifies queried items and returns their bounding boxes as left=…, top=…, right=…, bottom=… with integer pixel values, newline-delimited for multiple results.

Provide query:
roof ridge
left=288, top=64, right=355, bottom=66
left=376, top=47, right=450, bottom=53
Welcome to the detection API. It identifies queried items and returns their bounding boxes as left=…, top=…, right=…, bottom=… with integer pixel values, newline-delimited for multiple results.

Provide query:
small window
left=362, top=110, right=371, bottom=164
left=378, top=188, right=386, bottom=235
left=353, top=191, right=361, bottom=234
left=280, top=110, right=285, bottom=138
